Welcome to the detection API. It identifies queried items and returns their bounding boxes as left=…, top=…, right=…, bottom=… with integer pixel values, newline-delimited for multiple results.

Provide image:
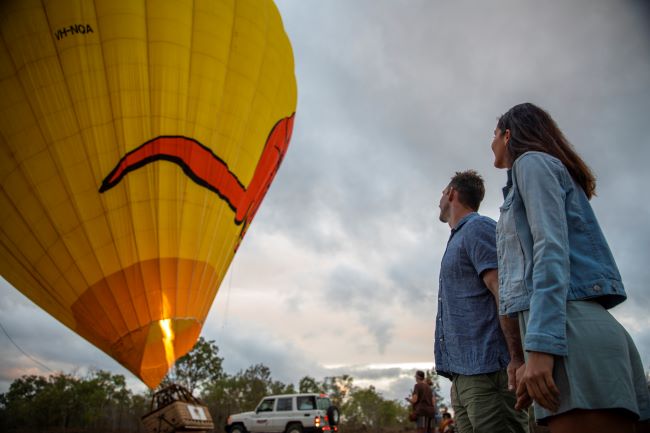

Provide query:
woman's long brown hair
left=497, top=102, right=596, bottom=199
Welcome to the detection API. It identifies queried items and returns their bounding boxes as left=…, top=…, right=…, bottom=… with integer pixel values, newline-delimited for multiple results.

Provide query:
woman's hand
left=516, top=351, right=560, bottom=412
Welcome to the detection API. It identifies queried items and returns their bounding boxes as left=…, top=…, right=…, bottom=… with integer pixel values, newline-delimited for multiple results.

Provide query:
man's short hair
left=449, top=170, right=485, bottom=211
left=415, top=370, right=425, bottom=380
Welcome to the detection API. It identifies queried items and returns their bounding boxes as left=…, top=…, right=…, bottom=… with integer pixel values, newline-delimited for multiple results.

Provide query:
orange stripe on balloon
left=99, top=135, right=246, bottom=213
left=99, top=114, right=295, bottom=230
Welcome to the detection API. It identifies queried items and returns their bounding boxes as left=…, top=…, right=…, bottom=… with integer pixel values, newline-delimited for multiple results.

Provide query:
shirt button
left=593, top=284, right=602, bottom=292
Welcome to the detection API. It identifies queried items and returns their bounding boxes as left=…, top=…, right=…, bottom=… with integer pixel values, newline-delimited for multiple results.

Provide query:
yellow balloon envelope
left=0, top=0, right=297, bottom=388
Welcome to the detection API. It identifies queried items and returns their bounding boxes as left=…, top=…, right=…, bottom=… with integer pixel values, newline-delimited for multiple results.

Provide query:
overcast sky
left=2, top=0, right=650, bottom=405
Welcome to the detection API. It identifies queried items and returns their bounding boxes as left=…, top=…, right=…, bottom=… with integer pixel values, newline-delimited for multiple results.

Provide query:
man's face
left=439, top=186, right=451, bottom=223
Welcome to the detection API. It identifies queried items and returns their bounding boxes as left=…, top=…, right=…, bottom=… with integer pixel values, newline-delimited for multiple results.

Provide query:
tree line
left=0, top=337, right=445, bottom=433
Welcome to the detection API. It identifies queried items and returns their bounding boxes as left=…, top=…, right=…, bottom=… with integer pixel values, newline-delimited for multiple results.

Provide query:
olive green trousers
left=451, top=370, right=528, bottom=433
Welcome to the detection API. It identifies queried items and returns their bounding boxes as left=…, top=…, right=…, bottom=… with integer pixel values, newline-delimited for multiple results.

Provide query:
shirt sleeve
left=514, top=153, right=570, bottom=356
left=465, top=217, right=498, bottom=277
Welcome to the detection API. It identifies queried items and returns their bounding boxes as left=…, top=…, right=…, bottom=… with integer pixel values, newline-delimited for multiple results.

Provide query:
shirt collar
left=451, top=212, right=478, bottom=234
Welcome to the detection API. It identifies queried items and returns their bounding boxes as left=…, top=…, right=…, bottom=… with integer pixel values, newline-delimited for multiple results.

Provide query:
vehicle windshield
left=316, top=397, right=331, bottom=410
left=257, top=398, right=275, bottom=412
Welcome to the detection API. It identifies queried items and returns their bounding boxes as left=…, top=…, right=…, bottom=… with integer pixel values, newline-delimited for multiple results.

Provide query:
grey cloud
left=630, top=327, right=650, bottom=369
left=386, top=376, right=420, bottom=402
left=320, top=365, right=408, bottom=386
left=320, top=364, right=451, bottom=403
left=266, top=0, right=650, bottom=256
left=324, top=265, right=396, bottom=352
left=326, top=265, right=381, bottom=310
left=207, top=317, right=326, bottom=385
left=386, top=231, right=443, bottom=305
left=349, top=367, right=402, bottom=381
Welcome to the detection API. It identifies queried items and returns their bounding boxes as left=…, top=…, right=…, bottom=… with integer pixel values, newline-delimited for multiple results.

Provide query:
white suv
left=226, top=393, right=340, bottom=433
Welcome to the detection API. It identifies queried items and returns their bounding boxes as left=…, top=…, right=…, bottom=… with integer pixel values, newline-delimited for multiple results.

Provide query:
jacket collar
left=502, top=169, right=513, bottom=199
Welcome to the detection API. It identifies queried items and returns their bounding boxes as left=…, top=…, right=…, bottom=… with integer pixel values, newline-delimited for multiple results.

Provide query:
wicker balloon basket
left=141, top=384, right=214, bottom=433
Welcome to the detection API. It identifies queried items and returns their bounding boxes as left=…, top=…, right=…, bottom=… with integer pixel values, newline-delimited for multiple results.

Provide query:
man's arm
left=482, top=268, right=525, bottom=391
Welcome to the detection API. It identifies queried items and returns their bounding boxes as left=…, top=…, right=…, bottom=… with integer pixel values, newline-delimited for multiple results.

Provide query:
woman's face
left=491, top=126, right=511, bottom=169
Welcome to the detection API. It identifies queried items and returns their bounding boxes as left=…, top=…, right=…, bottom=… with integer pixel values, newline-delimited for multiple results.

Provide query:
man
left=434, top=170, right=528, bottom=433
left=408, top=370, right=436, bottom=433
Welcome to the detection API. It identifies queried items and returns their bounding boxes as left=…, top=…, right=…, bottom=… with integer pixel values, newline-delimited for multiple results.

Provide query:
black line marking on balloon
left=104, top=154, right=241, bottom=218
left=99, top=135, right=245, bottom=218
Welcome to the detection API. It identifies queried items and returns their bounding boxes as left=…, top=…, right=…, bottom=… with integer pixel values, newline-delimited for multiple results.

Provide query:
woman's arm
left=514, top=153, right=571, bottom=411
left=514, top=152, right=571, bottom=355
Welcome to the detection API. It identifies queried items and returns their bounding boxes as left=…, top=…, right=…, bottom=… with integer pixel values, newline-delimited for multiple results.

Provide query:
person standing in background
left=409, top=370, right=437, bottom=433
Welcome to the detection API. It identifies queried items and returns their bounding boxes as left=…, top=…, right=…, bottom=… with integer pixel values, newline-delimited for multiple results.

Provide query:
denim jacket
left=496, top=151, right=626, bottom=356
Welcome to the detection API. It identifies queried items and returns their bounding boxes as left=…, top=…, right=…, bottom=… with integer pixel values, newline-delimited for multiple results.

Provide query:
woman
left=491, top=102, right=650, bottom=433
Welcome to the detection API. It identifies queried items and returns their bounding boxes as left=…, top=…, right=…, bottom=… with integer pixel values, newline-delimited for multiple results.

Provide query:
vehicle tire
left=285, top=422, right=303, bottom=433
left=327, top=406, right=340, bottom=426
left=230, top=424, right=247, bottom=433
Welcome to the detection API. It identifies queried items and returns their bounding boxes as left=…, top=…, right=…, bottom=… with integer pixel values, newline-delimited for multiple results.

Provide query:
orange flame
left=159, top=319, right=175, bottom=369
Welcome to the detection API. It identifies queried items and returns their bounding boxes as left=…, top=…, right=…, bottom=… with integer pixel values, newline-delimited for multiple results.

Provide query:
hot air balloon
left=0, top=0, right=297, bottom=388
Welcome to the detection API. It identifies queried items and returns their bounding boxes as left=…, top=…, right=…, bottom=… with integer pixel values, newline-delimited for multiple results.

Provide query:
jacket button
left=593, top=284, right=602, bottom=292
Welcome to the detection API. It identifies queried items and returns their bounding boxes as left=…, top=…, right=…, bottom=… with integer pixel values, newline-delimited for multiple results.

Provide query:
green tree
left=237, top=363, right=274, bottom=409
left=0, top=371, right=142, bottom=432
left=201, top=362, right=288, bottom=432
left=202, top=376, right=239, bottom=432
left=27, top=373, right=77, bottom=428
left=161, top=337, right=224, bottom=394
left=131, top=391, right=152, bottom=428
left=0, top=374, right=50, bottom=428
left=322, top=374, right=354, bottom=407
left=298, top=376, right=323, bottom=393
left=81, top=370, right=133, bottom=430
left=343, top=385, right=409, bottom=431
left=1, top=350, right=445, bottom=433
left=270, top=379, right=296, bottom=395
